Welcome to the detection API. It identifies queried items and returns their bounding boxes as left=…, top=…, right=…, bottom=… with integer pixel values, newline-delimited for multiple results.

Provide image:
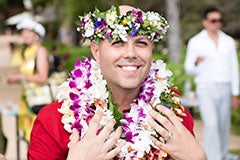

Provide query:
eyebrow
left=135, top=36, right=149, bottom=41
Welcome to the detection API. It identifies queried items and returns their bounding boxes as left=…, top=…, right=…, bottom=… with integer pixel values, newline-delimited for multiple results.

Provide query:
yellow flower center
left=122, top=19, right=128, bottom=25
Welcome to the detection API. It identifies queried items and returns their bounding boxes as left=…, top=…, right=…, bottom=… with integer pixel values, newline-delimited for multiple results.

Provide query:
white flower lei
left=57, top=57, right=184, bottom=160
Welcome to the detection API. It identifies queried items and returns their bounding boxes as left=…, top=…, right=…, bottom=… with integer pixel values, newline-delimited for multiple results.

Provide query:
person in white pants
left=184, top=6, right=239, bottom=160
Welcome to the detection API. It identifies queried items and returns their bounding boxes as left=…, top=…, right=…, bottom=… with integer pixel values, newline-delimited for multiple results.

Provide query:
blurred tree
left=166, top=0, right=181, bottom=63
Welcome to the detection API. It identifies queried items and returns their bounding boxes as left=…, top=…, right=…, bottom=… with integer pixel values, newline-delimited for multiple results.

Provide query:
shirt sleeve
left=184, top=39, right=199, bottom=76
left=229, top=39, right=239, bottom=96
left=28, top=102, right=69, bottom=160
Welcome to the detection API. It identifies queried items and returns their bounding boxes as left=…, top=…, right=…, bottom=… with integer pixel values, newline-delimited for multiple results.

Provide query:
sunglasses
left=208, top=18, right=222, bottom=24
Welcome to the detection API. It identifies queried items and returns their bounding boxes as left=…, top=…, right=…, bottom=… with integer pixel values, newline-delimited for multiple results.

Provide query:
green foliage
left=160, top=91, right=179, bottom=108
left=108, top=92, right=123, bottom=129
left=63, top=46, right=92, bottom=71
left=232, top=108, right=240, bottom=134
left=0, top=0, right=6, bottom=6
left=43, top=41, right=92, bottom=72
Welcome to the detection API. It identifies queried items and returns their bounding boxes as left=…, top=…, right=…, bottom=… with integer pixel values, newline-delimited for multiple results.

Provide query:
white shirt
left=185, top=29, right=239, bottom=95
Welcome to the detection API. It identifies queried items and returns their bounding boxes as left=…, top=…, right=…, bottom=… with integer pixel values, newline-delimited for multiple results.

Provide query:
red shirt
left=28, top=101, right=194, bottom=160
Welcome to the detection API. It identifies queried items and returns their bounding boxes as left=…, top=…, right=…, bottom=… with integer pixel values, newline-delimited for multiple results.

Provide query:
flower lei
left=57, top=57, right=186, bottom=160
left=77, top=5, right=169, bottom=43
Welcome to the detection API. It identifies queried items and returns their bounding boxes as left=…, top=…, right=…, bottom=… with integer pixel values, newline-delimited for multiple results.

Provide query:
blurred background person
left=48, top=44, right=63, bottom=74
left=9, top=42, right=25, bottom=68
left=5, top=18, right=49, bottom=143
left=184, top=6, right=239, bottom=160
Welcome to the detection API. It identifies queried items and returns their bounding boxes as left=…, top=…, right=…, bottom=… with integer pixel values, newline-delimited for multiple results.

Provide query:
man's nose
left=123, top=44, right=137, bottom=58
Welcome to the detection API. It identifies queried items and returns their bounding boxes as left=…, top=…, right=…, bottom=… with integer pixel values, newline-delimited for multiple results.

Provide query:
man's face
left=91, top=35, right=153, bottom=92
left=203, top=11, right=222, bottom=32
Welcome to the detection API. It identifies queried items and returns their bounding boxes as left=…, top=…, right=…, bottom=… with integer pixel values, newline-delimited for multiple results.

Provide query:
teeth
left=122, top=66, right=137, bottom=71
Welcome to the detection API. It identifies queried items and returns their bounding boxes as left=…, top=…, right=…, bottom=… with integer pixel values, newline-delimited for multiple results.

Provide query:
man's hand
left=67, top=108, right=125, bottom=160
left=195, top=56, right=206, bottom=66
left=232, top=96, right=239, bottom=110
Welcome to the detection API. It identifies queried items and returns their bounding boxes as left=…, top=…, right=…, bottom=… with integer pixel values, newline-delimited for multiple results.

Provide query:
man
left=28, top=5, right=206, bottom=160
left=184, top=7, right=239, bottom=160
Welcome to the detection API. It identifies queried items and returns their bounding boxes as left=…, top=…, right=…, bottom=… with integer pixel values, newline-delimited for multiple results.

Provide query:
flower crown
left=77, top=5, right=169, bottom=43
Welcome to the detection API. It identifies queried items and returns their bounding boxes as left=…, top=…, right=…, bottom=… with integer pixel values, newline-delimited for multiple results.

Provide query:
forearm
left=24, top=73, right=48, bottom=84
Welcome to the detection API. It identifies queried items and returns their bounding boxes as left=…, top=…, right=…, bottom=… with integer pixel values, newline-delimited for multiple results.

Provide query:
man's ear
left=91, top=42, right=100, bottom=63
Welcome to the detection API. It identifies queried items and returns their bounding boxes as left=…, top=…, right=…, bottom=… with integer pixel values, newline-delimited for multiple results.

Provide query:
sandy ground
left=0, top=35, right=239, bottom=159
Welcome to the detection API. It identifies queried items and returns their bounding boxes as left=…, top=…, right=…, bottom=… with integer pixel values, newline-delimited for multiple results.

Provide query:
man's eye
left=137, top=41, right=148, bottom=46
left=112, top=41, right=124, bottom=46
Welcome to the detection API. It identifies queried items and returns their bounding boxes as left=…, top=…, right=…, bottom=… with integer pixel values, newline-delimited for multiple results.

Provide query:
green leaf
left=108, top=92, right=123, bottom=129
left=115, top=5, right=120, bottom=17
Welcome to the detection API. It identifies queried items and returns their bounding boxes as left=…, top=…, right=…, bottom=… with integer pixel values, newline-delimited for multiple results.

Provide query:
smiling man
left=28, top=5, right=206, bottom=160
left=90, top=35, right=153, bottom=112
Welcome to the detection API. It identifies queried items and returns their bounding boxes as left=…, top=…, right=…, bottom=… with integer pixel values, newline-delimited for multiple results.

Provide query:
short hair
left=202, top=6, right=221, bottom=19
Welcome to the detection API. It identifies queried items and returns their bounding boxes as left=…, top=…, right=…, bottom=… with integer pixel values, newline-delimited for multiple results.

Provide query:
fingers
left=151, top=135, right=166, bottom=149
left=105, top=139, right=126, bottom=160
left=148, top=105, right=184, bottom=148
left=69, top=128, right=79, bottom=148
left=85, top=108, right=104, bottom=137
left=98, top=119, right=116, bottom=140
left=149, top=106, right=176, bottom=133
left=102, top=126, right=122, bottom=150
left=154, top=105, right=183, bottom=129
left=103, top=127, right=125, bottom=159
left=147, top=116, right=170, bottom=139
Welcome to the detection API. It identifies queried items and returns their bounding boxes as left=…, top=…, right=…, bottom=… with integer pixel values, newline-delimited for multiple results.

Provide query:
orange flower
left=94, top=99, right=106, bottom=108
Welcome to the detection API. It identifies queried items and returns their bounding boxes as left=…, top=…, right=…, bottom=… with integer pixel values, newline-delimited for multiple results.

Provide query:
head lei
left=77, top=5, right=169, bottom=43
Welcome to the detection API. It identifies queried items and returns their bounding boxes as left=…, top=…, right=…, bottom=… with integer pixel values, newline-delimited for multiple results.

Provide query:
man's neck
left=206, top=29, right=219, bottom=45
left=110, top=87, right=140, bottom=112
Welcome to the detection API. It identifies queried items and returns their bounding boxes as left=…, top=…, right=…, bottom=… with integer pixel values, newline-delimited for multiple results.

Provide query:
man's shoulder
left=219, top=31, right=234, bottom=42
left=37, top=101, right=63, bottom=121
left=188, top=30, right=205, bottom=43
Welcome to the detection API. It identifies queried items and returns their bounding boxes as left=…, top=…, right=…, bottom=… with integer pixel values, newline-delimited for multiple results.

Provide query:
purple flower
left=69, top=80, right=76, bottom=88
left=105, top=30, right=112, bottom=40
left=71, top=119, right=83, bottom=132
left=85, top=80, right=92, bottom=89
left=73, top=69, right=83, bottom=77
left=138, top=108, right=146, bottom=118
left=124, top=116, right=134, bottom=123
left=70, top=102, right=80, bottom=110
left=75, top=59, right=82, bottom=67
left=130, top=23, right=138, bottom=36
left=94, top=18, right=107, bottom=31
left=139, top=77, right=154, bottom=103
left=125, top=131, right=134, bottom=143
left=69, top=92, right=79, bottom=101
left=132, top=9, right=144, bottom=23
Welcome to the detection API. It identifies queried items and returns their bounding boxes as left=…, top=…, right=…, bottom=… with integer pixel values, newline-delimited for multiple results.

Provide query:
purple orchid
left=132, top=9, right=144, bottom=23
left=94, top=18, right=107, bottom=31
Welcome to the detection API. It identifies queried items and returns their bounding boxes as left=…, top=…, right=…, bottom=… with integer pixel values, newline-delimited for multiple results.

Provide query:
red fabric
left=181, top=108, right=195, bottom=136
left=28, top=101, right=69, bottom=160
left=28, top=101, right=195, bottom=160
